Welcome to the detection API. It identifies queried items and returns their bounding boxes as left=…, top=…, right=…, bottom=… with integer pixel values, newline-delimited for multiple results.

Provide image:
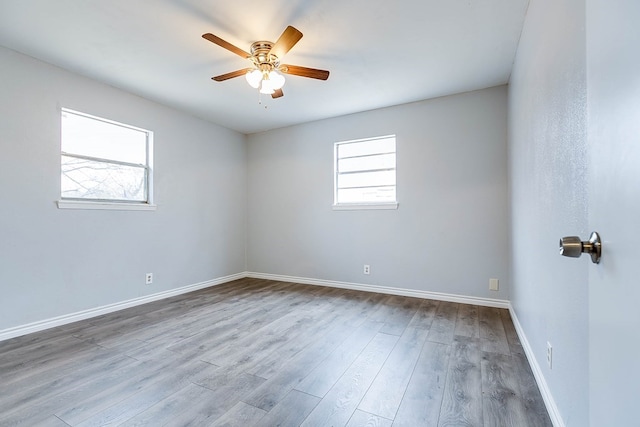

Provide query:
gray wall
left=0, top=46, right=247, bottom=331
left=247, top=86, right=509, bottom=300
left=508, top=0, right=588, bottom=424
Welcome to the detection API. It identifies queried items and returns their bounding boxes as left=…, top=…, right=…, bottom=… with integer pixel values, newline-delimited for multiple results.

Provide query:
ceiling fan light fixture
left=245, top=69, right=262, bottom=88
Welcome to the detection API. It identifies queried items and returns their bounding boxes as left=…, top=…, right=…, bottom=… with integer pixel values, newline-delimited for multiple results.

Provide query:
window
left=334, top=135, right=398, bottom=210
left=58, top=109, right=154, bottom=210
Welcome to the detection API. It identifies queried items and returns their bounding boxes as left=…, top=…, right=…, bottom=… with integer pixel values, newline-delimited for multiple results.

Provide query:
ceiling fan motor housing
left=250, top=41, right=280, bottom=70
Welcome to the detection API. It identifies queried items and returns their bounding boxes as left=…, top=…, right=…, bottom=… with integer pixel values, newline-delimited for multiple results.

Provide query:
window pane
left=338, top=137, right=395, bottom=158
left=334, top=135, right=397, bottom=206
left=61, top=110, right=147, bottom=164
left=337, top=187, right=396, bottom=204
left=61, top=155, right=146, bottom=201
left=338, top=170, right=396, bottom=189
left=338, top=153, right=395, bottom=173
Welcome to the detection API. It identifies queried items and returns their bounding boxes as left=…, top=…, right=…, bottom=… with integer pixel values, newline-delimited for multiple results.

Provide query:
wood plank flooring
left=0, top=278, right=552, bottom=426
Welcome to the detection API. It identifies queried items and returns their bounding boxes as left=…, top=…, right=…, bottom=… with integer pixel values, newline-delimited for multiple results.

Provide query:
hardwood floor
left=0, top=278, right=552, bottom=426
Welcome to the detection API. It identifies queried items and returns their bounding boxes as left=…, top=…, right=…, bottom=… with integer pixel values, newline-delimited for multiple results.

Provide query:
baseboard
left=247, top=272, right=510, bottom=309
left=508, top=303, right=565, bottom=427
left=2, top=270, right=507, bottom=342
left=0, top=272, right=246, bottom=342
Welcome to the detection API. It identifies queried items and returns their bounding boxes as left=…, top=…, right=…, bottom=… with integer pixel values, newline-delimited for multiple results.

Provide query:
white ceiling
left=0, top=0, right=529, bottom=134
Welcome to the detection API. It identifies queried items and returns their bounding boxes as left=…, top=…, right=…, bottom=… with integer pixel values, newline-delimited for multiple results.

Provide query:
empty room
left=0, top=0, right=638, bottom=426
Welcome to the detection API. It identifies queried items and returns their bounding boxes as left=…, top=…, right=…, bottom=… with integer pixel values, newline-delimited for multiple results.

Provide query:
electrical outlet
left=363, top=264, right=370, bottom=275
left=489, top=278, right=499, bottom=291
left=145, top=273, right=153, bottom=285
left=547, top=342, right=553, bottom=369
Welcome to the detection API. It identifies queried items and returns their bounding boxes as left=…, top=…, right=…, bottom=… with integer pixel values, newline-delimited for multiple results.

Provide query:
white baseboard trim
left=246, top=272, right=510, bottom=309
left=508, top=303, right=564, bottom=427
left=0, top=272, right=246, bottom=343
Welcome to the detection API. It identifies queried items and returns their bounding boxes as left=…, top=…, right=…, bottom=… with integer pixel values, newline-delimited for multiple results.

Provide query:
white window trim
left=333, top=135, right=398, bottom=210
left=332, top=202, right=398, bottom=211
left=57, top=200, right=157, bottom=211
left=59, top=108, right=154, bottom=210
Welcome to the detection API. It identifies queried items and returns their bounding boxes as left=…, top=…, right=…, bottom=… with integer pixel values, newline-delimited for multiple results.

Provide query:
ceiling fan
left=202, top=26, right=330, bottom=99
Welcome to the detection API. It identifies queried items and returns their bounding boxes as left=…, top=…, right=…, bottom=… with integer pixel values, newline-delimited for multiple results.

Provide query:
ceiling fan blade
left=271, top=88, right=284, bottom=99
left=212, top=68, right=252, bottom=82
left=281, top=65, right=330, bottom=80
left=202, top=33, right=250, bottom=58
left=269, top=26, right=303, bottom=59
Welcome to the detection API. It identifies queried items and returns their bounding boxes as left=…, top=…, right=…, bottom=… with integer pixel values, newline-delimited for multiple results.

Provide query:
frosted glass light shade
left=259, top=79, right=275, bottom=94
left=245, top=69, right=262, bottom=88
left=247, top=68, right=286, bottom=94
left=268, top=70, right=285, bottom=90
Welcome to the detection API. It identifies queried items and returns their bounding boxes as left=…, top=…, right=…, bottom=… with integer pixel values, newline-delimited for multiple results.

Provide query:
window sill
left=332, top=202, right=399, bottom=211
left=57, top=200, right=157, bottom=211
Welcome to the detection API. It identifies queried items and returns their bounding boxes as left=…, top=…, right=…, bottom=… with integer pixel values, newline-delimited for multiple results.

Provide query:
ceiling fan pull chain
left=257, top=91, right=267, bottom=109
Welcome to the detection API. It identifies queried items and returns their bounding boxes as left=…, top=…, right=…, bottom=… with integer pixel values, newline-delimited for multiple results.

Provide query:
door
left=587, top=0, right=640, bottom=424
